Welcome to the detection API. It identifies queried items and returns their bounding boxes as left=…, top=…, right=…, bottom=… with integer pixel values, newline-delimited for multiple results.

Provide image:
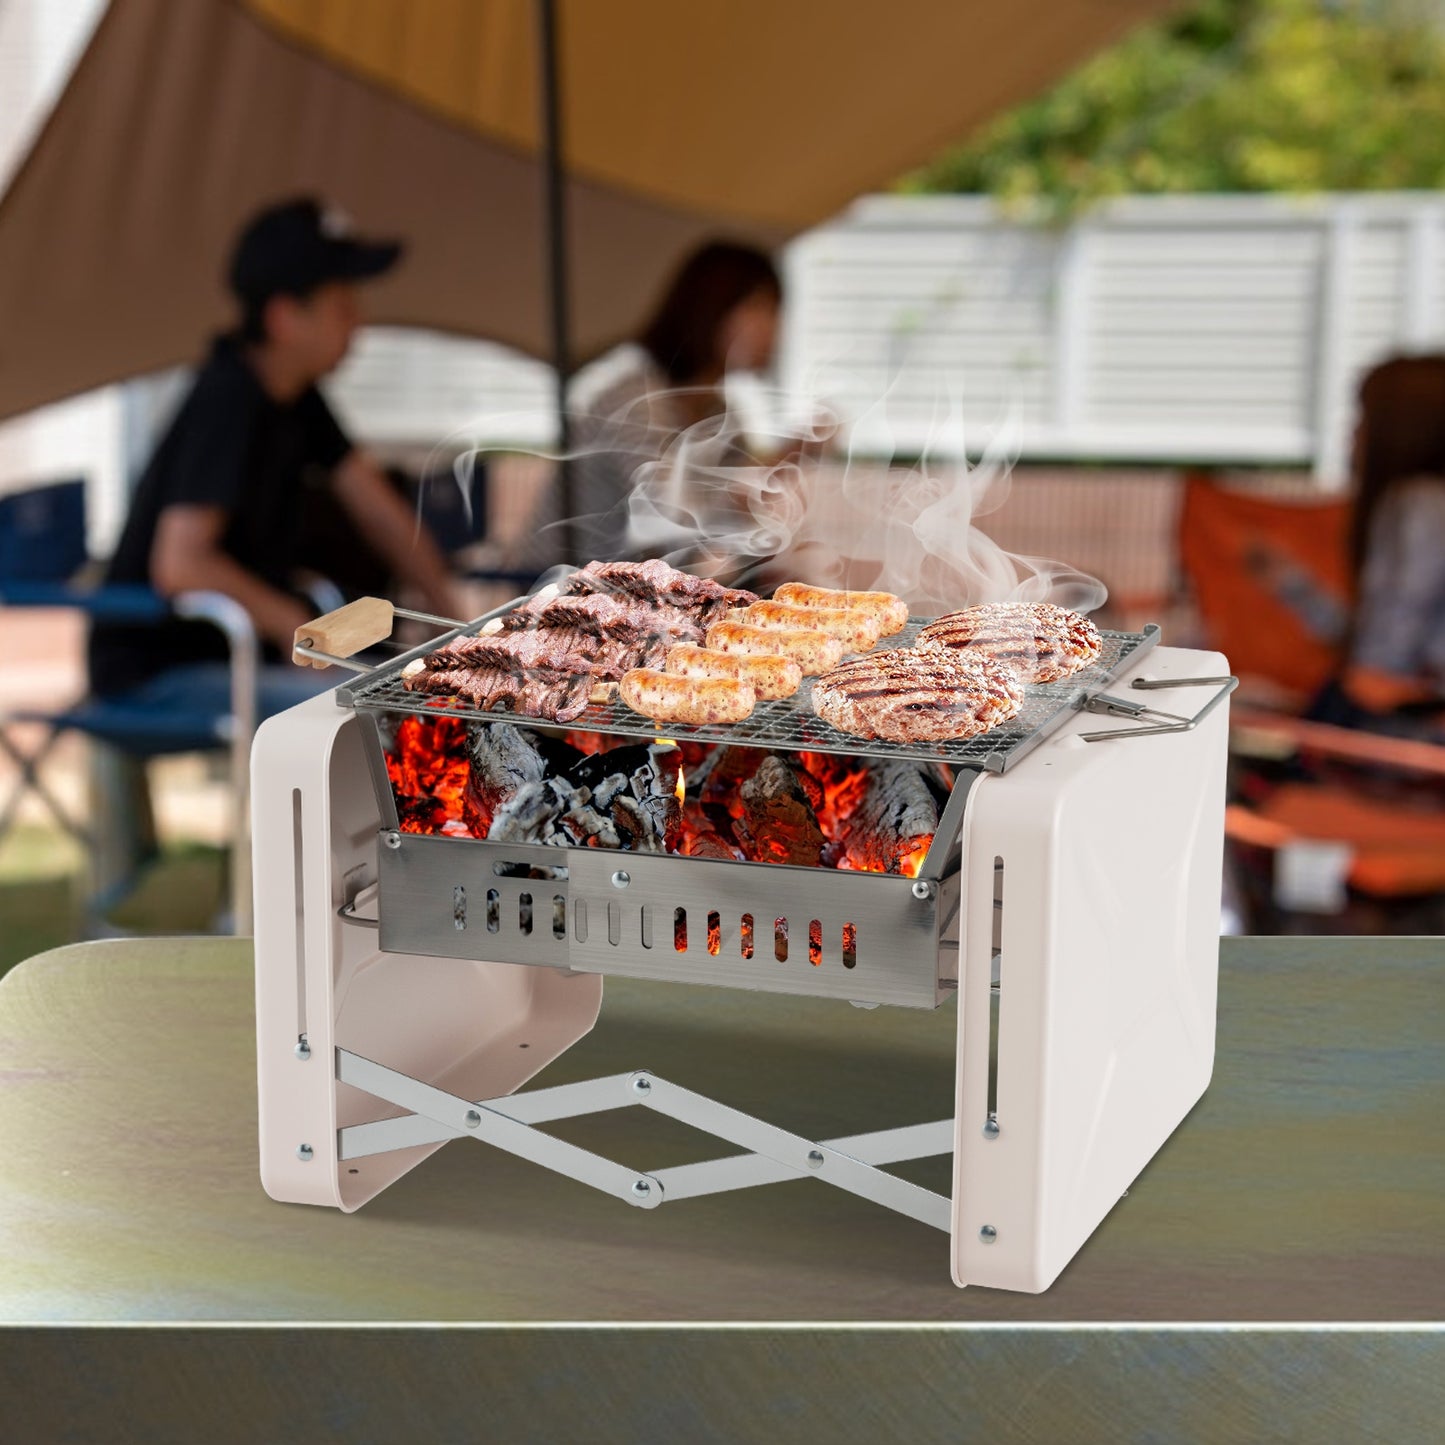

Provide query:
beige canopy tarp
left=0, top=0, right=1167, bottom=422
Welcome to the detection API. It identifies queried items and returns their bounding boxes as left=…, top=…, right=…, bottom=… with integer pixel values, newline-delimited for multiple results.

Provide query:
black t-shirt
left=89, top=334, right=352, bottom=695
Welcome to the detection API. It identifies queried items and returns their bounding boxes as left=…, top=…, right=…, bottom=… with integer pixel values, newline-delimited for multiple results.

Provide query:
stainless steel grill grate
left=339, top=617, right=1158, bottom=773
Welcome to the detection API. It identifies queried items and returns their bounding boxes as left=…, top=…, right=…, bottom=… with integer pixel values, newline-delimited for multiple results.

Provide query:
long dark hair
left=637, top=241, right=781, bottom=385
left=1350, top=355, right=1445, bottom=582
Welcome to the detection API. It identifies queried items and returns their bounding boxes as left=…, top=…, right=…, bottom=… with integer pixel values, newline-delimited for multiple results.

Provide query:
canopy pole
left=537, top=0, right=574, bottom=564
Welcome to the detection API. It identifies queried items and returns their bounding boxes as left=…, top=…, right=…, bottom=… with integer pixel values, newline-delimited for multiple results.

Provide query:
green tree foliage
left=904, top=0, right=1445, bottom=214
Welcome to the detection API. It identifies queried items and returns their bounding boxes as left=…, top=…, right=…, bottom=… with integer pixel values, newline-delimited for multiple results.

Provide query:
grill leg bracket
left=336, top=1051, right=953, bottom=1232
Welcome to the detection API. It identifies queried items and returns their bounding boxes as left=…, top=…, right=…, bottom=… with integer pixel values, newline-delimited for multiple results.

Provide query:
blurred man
left=89, top=196, right=461, bottom=715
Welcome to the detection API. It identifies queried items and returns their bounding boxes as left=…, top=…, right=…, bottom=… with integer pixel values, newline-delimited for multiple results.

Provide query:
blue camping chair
left=0, top=479, right=259, bottom=932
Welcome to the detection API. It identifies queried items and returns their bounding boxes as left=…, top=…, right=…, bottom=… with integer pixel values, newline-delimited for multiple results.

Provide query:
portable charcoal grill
left=253, top=591, right=1235, bottom=1293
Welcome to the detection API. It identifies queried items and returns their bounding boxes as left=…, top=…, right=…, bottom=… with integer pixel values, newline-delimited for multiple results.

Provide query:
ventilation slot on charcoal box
left=741, top=913, right=755, bottom=960
left=674, top=907, right=688, bottom=953
left=640, top=904, right=653, bottom=950
left=573, top=898, right=588, bottom=943
left=485, top=888, right=499, bottom=934
left=453, top=886, right=467, bottom=932
left=988, top=856, right=1004, bottom=1132
left=519, top=892, right=533, bottom=935
left=607, top=900, right=621, bottom=946
left=494, top=860, right=567, bottom=881
left=774, top=918, right=788, bottom=963
left=843, top=923, right=858, bottom=969
left=707, top=911, right=722, bottom=956
left=291, top=790, right=306, bottom=1038
left=808, top=920, right=823, bottom=967
left=552, top=895, right=566, bottom=940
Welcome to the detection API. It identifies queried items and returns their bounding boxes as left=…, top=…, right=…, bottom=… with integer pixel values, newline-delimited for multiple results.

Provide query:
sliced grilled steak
left=425, top=631, right=603, bottom=674
left=564, top=559, right=756, bottom=611
left=401, top=559, right=755, bottom=722
left=402, top=661, right=593, bottom=722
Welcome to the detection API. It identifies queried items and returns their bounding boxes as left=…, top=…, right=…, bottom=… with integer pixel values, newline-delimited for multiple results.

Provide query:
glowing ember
left=386, top=715, right=475, bottom=836
left=386, top=725, right=938, bottom=875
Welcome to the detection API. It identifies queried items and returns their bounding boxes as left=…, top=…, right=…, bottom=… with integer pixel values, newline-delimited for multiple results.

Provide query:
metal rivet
left=806, top=1149, right=825, bottom=1170
left=979, top=1224, right=998, bottom=1244
left=911, top=879, right=933, bottom=900
left=293, top=1036, right=311, bottom=1061
left=631, top=1179, right=651, bottom=1199
left=383, top=830, right=402, bottom=850
left=464, top=1110, right=482, bottom=1129
left=631, top=1075, right=652, bottom=1095
left=983, top=1116, right=1000, bottom=1140
left=296, top=1144, right=314, bottom=1162
left=612, top=869, right=631, bottom=889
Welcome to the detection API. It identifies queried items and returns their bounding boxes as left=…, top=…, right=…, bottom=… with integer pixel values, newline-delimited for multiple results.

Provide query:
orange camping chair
left=1179, top=472, right=1445, bottom=927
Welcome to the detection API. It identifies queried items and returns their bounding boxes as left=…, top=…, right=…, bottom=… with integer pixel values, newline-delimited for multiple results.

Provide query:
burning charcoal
left=487, top=779, right=570, bottom=843
left=695, top=745, right=766, bottom=809
left=386, top=715, right=472, bottom=834
left=560, top=791, right=622, bottom=849
left=465, top=722, right=550, bottom=832
left=736, top=756, right=825, bottom=868
left=837, top=761, right=940, bottom=875
left=680, top=802, right=744, bottom=860
left=610, top=795, right=663, bottom=853
left=570, top=744, right=655, bottom=795
left=628, top=760, right=682, bottom=852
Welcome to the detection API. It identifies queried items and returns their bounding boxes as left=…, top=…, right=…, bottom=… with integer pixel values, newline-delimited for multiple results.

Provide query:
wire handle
left=293, top=596, right=467, bottom=671
left=1080, top=673, right=1239, bottom=743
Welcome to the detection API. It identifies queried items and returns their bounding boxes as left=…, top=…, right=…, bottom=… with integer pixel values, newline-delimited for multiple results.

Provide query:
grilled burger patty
left=811, top=650, right=1024, bottom=743
left=916, top=602, right=1101, bottom=684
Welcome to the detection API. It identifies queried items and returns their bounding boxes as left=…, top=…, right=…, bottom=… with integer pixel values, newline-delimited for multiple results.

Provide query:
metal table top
left=0, top=934, right=1440, bottom=1323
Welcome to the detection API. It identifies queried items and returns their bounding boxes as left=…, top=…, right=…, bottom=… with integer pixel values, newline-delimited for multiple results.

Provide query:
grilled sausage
left=773, top=583, right=910, bottom=635
left=732, top=600, right=882, bottom=652
left=665, top=644, right=802, bottom=701
left=704, top=620, right=843, bottom=675
left=618, top=668, right=756, bottom=724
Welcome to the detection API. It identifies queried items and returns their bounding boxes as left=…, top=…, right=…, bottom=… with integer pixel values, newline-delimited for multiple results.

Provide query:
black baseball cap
left=228, top=197, right=403, bottom=306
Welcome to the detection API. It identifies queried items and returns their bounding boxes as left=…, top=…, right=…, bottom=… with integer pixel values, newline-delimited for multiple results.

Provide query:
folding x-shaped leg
left=0, top=725, right=93, bottom=849
left=336, top=1049, right=953, bottom=1232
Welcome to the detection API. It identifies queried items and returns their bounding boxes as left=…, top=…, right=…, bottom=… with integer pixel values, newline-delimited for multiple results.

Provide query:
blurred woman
left=1315, top=355, right=1445, bottom=734
left=512, top=240, right=783, bottom=572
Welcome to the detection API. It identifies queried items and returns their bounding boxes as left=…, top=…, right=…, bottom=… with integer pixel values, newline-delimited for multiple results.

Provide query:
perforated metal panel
left=377, top=832, right=959, bottom=1008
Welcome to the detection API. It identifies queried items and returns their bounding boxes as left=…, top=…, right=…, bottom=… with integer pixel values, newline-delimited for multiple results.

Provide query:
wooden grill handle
left=293, top=596, right=394, bottom=667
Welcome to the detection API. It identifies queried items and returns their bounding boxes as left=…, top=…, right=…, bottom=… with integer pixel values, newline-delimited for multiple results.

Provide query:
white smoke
left=420, top=375, right=1107, bottom=616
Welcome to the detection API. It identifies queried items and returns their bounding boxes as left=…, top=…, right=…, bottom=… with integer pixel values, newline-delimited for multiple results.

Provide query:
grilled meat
left=401, top=558, right=749, bottom=721
left=811, top=649, right=1024, bottom=743
left=916, top=602, right=1102, bottom=684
